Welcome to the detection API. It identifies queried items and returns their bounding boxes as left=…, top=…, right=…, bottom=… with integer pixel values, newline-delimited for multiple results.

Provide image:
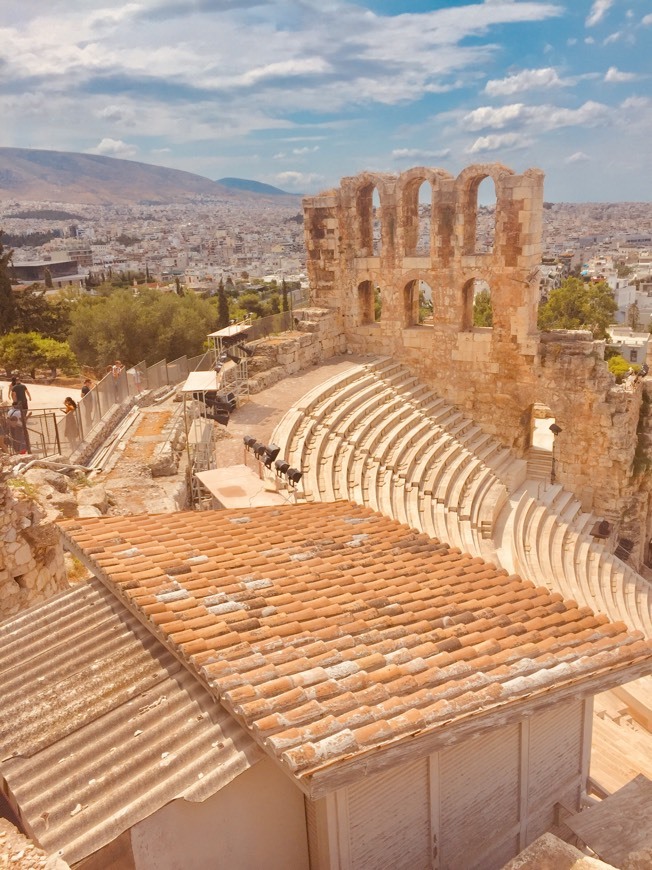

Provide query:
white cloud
left=239, top=58, right=332, bottom=87
left=466, top=132, right=530, bottom=153
left=463, top=103, right=528, bottom=130
left=274, top=171, right=324, bottom=191
left=586, top=0, right=613, bottom=27
left=604, top=66, right=638, bottom=82
left=484, top=67, right=567, bottom=96
left=96, top=104, right=137, bottom=125
left=603, top=31, right=622, bottom=44
left=462, top=100, right=611, bottom=133
left=643, top=13, right=652, bottom=25
left=273, top=145, right=319, bottom=160
left=87, top=138, right=138, bottom=158
left=391, top=148, right=451, bottom=160
left=565, top=151, right=590, bottom=163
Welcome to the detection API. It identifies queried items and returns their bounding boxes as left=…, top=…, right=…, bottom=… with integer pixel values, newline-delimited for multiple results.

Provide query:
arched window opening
left=372, top=188, right=381, bottom=257
left=403, top=178, right=432, bottom=257
left=462, top=279, right=493, bottom=330
left=475, top=177, right=496, bottom=254
left=356, top=183, right=374, bottom=256
left=473, top=280, right=493, bottom=327
left=358, top=280, right=375, bottom=325
left=419, top=280, right=433, bottom=324
left=415, top=182, right=432, bottom=256
left=527, top=402, right=558, bottom=483
left=374, top=286, right=382, bottom=322
left=403, top=279, right=433, bottom=327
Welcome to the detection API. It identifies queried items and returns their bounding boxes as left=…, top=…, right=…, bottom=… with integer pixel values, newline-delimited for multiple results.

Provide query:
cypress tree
left=217, top=278, right=229, bottom=329
left=0, top=232, right=16, bottom=334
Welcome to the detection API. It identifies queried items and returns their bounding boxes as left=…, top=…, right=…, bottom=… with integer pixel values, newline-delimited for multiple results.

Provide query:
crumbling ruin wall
left=303, top=163, right=649, bottom=564
left=246, top=307, right=344, bottom=393
left=0, top=470, right=68, bottom=621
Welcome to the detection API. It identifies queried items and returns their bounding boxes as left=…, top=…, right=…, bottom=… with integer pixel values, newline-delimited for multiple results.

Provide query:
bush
left=607, top=354, right=640, bottom=382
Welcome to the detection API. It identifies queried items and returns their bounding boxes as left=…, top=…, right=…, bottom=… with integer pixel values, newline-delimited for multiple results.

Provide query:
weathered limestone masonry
left=0, top=470, right=67, bottom=621
left=303, top=163, right=650, bottom=566
left=247, top=308, right=345, bottom=392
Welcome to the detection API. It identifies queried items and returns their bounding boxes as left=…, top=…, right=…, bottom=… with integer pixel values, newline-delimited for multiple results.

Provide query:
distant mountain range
left=0, top=148, right=303, bottom=205
left=217, top=177, right=296, bottom=196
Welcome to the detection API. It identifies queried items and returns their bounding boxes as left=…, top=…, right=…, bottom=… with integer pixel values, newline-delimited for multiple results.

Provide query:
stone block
left=48, top=492, right=79, bottom=518
left=78, top=504, right=103, bottom=518
left=77, top=485, right=109, bottom=513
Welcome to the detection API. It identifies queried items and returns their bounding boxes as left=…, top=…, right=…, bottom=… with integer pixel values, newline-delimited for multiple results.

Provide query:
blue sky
left=2, top=0, right=651, bottom=200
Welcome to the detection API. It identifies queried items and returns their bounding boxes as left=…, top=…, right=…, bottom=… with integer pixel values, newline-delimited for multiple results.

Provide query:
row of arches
left=353, top=169, right=502, bottom=259
left=357, top=278, right=493, bottom=330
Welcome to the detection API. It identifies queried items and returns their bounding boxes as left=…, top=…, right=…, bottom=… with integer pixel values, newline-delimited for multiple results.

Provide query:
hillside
left=217, top=177, right=293, bottom=196
left=0, top=148, right=277, bottom=205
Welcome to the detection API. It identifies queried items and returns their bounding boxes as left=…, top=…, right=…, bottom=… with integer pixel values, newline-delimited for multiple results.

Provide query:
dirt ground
left=99, top=355, right=366, bottom=514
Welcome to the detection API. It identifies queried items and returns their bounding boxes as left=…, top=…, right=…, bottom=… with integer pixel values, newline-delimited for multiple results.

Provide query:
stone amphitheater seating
left=269, top=357, right=652, bottom=640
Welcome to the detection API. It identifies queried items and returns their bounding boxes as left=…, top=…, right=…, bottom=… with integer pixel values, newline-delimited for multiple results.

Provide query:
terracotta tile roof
left=59, top=502, right=652, bottom=797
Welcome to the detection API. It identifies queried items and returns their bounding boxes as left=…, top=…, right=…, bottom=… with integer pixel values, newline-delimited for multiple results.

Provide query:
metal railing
left=1, top=353, right=214, bottom=460
left=246, top=310, right=295, bottom=341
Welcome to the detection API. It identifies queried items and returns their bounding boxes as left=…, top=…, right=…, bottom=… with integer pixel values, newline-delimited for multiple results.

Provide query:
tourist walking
left=11, top=377, right=31, bottom=411
left=62, top=397, right=80, bottom=447
left=7, top=402, right=27, bottom=453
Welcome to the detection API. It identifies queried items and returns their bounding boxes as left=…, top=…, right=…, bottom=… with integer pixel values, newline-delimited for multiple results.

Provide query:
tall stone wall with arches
left=303, top=163, right=652, bottom=566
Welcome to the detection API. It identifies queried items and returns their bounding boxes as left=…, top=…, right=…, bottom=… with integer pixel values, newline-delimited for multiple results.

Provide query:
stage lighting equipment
left=275, top=459, right=290, bottom=476
left=265, top=444, right=280, bottom=463
left=253, top=442, right=267, bottom=460
left=287, top=468, right=303, bottom=486
left=549, top=423, right=562, bottom=435
left=243, top=435, right=257, bottom=450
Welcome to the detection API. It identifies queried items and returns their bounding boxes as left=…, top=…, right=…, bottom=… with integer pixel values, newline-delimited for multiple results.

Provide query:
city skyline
left=2, top=0, right=651, bottom=202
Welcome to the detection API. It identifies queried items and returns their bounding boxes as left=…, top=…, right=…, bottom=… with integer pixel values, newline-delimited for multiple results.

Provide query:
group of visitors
left=1, top=361, right=136, bottom=456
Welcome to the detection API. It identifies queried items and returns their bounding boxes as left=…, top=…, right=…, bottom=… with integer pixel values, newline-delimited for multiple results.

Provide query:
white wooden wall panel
left=305, top=798, right=319, bottom=870
left=438, top=723, right=520, bottom=870
left=347, top=756, right=431, bottom=870
left=526, top=699, right=583, bottom=842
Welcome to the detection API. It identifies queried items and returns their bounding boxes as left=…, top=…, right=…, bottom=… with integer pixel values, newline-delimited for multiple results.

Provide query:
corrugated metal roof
left=0, top=578, right=262, bottom=867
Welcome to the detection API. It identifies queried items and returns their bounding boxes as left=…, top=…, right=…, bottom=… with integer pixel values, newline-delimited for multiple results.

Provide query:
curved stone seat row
left=270, top=358, right=517, bottom=560
left=270, top=357, right=652, bottom=639
left=506, top=485, right=652, bottom=636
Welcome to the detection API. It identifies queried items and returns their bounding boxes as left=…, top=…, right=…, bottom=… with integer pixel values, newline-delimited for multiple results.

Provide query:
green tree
left=43, top=267, right=53, bottom=289
left=216, top=278, right=229, bottom=330
left=537, top=277, right=617, bottom=339
left=0, top=231, right=16, bottom=334
left=67, top=287, right=216, bottom=369
left=626, top=301, right=641, bottom=331
left=616, top=262, right=632, bottom=279
left=473, top=289, right=493, bottom=327
left=281, top=278, right=289, bottom=313
left=238, top=292, right=267, bottom=319
left=0, top=331, right=77, bottom=376
left=13, top=284, right=72, bottom=341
